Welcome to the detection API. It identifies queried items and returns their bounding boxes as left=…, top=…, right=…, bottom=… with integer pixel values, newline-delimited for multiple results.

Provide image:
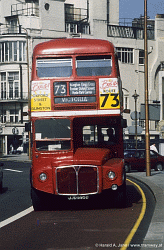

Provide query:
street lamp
left=132, top=90, right=139, bottom=149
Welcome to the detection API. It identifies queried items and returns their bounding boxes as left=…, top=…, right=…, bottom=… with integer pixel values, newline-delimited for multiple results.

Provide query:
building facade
left=0, top=0, right=164, bottom=155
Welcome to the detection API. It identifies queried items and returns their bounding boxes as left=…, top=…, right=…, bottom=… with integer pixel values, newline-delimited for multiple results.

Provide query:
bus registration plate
left=68, top=195, right=89, bottom=200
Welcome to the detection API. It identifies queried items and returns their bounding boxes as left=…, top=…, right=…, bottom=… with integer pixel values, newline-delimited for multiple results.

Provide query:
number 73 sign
left=99, top=78, right=120, bottom=110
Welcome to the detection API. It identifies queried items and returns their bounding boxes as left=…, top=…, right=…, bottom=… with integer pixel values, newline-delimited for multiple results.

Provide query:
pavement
left=1, top=154, right=164, bottom=249
left=127, top=171, right=164, bottom=250
left=1, top=153, right=31, bottom=163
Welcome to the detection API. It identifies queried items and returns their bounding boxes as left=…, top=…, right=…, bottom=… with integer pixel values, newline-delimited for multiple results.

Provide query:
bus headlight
left=108, top=171, right=115, bottom=180
left=112, top=184, right=118, bottom=190
left=39, top=173, right=47, bottom=181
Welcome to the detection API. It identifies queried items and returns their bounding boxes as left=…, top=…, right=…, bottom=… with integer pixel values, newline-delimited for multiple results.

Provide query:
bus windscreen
left=76, top=56, right=112, bottom=76
left=35, top=118, right=71, bottom=151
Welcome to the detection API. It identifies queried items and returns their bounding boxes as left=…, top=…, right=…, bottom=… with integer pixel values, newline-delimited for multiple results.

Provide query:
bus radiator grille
left=56, top=166, right=98, bottom=195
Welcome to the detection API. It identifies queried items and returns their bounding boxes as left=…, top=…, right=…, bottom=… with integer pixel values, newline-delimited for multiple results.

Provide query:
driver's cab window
left=104, top=127, right=116, bottom=144
left=83, top=126, right=97, bottom=145
left=82, top=125, right=117, bottom=146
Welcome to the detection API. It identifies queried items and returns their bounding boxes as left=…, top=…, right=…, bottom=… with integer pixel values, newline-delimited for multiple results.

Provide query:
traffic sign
left=128, top=125, right=143, bottom=134
left=130, top=111, right=140, bottom=120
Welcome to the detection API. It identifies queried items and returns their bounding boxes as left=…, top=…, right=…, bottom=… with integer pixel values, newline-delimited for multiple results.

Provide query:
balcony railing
left=11, top=3, right=39, bottom=17
left=65, top=5, right=88, bottom=22
left=0, top=92, right=28, bottom=101
left=107, top=24, right=154, bottom=40
left=0, top=24, right=26, bottom=35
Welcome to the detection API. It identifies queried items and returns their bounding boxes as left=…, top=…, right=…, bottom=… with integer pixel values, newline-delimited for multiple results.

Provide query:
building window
left=123, top=89, right=129, bottom=110
left=8, top=72, right=19, bottom=99
left=9, top=109, right=19, bottom=123
left=19, top=41, right=26, bottom=61
left=0, top=72, right=19, bottom=100
left=0, top=110, right=6, bottom=123
left=0, top=41, right=26, bottom=63
left=8, top=19, right=18, bottom=33
left=65, top=4, right=74, bottom=22
left=14, top=42, right=17, bottom=61
left=82, top=24, right=90, bottom=35
left=139, top=50, right=144, bottom=65
left=44, top=3, right=50, bottom=11
left=1, top=73, right=6, bottom=99
left=65, top=23, right=77, bottom=33
left=116, top=47, right=134, bottom=64
left=124, top=96, right=129, bottom=110
left=139, top=120, right=145, bottom=128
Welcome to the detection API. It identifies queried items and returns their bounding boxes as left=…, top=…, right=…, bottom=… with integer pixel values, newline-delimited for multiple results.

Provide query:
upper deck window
left=76, top=56, right=112, bottom=77
left=36, top=58, right=72, bottom=78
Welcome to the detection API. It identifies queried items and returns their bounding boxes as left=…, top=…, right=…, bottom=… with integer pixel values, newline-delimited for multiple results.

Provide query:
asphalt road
left=0, top=160, right=32, bottom=222
left=0, top=161, right=155, bottom=250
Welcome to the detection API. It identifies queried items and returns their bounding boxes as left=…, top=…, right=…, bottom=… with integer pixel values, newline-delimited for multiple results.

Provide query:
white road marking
left=4, top=168, right=23, bottom=173
left=0, top=206, right=34, bottom=228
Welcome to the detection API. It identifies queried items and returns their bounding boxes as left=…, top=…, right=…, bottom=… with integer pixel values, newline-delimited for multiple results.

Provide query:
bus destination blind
left=54, top=81, right=96, bottom=104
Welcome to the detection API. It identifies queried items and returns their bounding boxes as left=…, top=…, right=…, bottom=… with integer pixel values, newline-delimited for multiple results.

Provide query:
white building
left=0, top=0, right=164, bottom=155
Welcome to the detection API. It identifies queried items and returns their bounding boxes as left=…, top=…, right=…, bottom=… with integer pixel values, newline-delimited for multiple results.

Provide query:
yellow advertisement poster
left=99, top=78, right=120, bottom=110
left=31, top=80, right=51, bottom=112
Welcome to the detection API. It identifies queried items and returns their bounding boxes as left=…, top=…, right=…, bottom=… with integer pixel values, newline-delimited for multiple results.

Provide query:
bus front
left=29, top=38, right=127, bottom=210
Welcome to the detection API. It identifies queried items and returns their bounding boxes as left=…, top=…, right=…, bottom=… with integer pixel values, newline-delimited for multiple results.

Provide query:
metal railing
left=11, top=3, right=39, bottom=17
left=0, top=24, right=21, bottom=35
left=107, top=24, right=154, bottom=40
left=65, top=5, right=88, bottom=22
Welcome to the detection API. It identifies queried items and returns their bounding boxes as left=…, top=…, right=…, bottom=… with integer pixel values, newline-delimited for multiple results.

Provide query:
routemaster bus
left=28, top=38, right=127, bottom=210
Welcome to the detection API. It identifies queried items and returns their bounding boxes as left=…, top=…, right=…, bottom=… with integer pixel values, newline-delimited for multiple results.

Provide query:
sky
left=119, top=0, right=163, bottom=20
left=66, top=0, right=164, bottom=21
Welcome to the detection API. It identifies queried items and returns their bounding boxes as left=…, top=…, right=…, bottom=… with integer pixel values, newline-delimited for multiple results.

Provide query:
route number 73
left=100, top=93, right=120, bottom=109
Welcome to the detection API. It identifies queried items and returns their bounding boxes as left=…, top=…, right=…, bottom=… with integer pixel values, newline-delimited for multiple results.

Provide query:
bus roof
left=33, top=38, right=115, bottom=57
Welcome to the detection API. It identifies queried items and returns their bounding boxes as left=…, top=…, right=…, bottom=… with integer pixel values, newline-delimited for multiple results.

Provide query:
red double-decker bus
left=28, top=38, right=127, bottom=210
